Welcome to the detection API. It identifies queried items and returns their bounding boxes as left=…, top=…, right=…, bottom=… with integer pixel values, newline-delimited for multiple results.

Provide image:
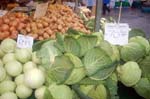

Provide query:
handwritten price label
left=34, top=3, right=48, bottom=19
left=104, top=23, right=129, bottom=45
left=17, top=34, right=34, bottom=48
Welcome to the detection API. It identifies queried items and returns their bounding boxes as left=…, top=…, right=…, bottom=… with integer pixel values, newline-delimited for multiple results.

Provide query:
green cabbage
left=77, top=35, right=98, bottom=57
left=0, top=80, right=16, bottom=94
left=0, top=38, right=16, bottom=53
left=134, top=78, right=150, bottom=99
left=47, top=54, right=86, bottom=85
left=0, top=92, right=18, bottom=99
left=2, top=53, right=16, bottom=64
left=48, top=84, right=73, bottom=99
left=83, top=47, right=117, bottom=80
left=121, top=42, right=146, bottom=62
left=129, top=36, right=150, bottom=54
left=5, top=60, right=22, bottom=77
left=80, top=84, right=107, bottom=99
left=117, top=61, right=142, bottom=87
left=16, top=84, right=32, bottom=98
left=15, top=48, right=32, bottom=63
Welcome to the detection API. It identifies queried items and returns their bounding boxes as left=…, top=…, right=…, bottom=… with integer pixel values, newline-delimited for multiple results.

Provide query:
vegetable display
left=0, top=4, right=89, bottom=40
left=0, top=9, right=150, bottom=98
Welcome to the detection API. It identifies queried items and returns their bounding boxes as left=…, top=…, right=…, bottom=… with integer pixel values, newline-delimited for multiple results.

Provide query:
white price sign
left=17, top=34, right=34, bottom=48
left=104, top=23, right=129, bottom=45
left=0, top=10, right=8, bottom=17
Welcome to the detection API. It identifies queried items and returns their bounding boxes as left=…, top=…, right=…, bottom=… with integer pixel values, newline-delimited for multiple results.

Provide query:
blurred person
left=82, top=0, right=96, bottom=10
left=103, top=0, right=110, bottom=15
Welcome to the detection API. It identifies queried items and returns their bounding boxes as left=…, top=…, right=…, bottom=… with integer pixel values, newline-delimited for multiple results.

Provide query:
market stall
left=0, top=1, right=150, bottom=99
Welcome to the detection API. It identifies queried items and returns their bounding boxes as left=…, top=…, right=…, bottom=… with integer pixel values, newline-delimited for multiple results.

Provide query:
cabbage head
left=83, top=46, right=117, bottom=80
left=0, top=80, right=16, bottom=94
left=47, top=53, right=86, bottom=85
left=129, top=36, right=150, bottom=54
left=80, top=84, right=107, bottom=99
left=2, top=53, right=16, bottom=64
left=117, top=61, right=142, bottom=87
left=48, top=84, right=73, bottom=99
left=134, top=78, right=150, bottom=99
left=120, top=42, right=146, bottom=62
left=0, top=38, right=16, bottom=53
left=15, top=48, right=32, bottom=63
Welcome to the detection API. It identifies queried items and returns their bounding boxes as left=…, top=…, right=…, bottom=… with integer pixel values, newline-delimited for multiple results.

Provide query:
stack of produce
left=0, top=13, right=29, bottom=40
left=0, top=38, right=46, bottom=99
left=33, top=28, right=149, bottom=99
left=20, top=4, right=90, bottom=40
left=0, top=28, right=150, bottom=99
left=0, top=4, right=89, bottom=40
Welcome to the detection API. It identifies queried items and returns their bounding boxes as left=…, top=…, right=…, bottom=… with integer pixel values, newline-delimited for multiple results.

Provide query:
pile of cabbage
left=0, top=28, right=150, bottom=99
left=34, top=29, right=150, bottom=99
left=0, top=39, right=46, bottom=99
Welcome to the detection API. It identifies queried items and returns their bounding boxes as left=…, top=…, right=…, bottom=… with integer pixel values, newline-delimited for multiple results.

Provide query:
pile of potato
left=0, top=4, right=90, bottom=40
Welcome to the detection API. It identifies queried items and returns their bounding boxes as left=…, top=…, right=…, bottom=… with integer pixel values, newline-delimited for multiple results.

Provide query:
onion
left=3, top=19, right=10, bottom=24
left=1, top=24, right=9, bottom=31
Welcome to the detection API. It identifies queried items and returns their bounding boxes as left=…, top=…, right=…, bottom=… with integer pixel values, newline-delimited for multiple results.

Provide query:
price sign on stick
left=34, top=3, right=48, bottom=19
left=17, top=34, right=34, bottom=48
left=104, top=23, right=129, bottom=45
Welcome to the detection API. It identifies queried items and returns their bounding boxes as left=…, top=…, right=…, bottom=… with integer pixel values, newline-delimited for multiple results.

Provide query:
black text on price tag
left=17, top=34, right=34, bottom=48
left=104, top=23, right=129, bottom=45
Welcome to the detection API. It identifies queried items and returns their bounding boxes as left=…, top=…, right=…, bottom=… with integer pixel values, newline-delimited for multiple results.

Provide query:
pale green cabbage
left=0, top=80, right=16, bottom=94
left=80, top=84, right=107, bottom=99
left=2, top=53, right=16, bottom=64
left=48, top=84, right=73, bottom=99
left=24, top=68, right=45, bottom=89
left=5, top=60, right=22, bottom=77
left=23, top=61, right=37, bottom=73
left=117, top=61, right=142, bottom=87
left=121, top=42, right=146, bottom=62
left=0, top=92, right=18, bottom=99
left=134, top=78, right=150, bottom=99
left=15, top=48, right=32, bottom=63
left=15, top=74, right=24, bottom=85
left=129, top=36, right=150, bottom=54
left=0, top=38, right=16, bottom=53
left=35, top=86, right=46, bottom=99
left=16, top=84, right=32, bottom=98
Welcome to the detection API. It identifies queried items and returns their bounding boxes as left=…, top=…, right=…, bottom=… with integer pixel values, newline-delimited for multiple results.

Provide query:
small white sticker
left=17, top=34, right=34, bottom=48
left=104, top=23, right=129, bottom=45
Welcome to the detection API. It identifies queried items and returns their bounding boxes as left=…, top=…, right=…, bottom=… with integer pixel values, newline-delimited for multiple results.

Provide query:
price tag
left=104, top=23, right=129, bottom=45
left=63, top=2, right=75, bottom=7
left=0, top=10, right=8, bottom=17
left=17, top=34, right=34, bottom=48
left=34, top=3, right=48, bottom=19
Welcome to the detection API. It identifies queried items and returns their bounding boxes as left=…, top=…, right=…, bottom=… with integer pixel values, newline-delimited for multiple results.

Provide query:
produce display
left=32, top=29, right=150, bottom=99
left=0, top=28, right=149, bottom=99
left=0, top=3, right=149, bottom=99
left=0, top=4, right=90, bottom=40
